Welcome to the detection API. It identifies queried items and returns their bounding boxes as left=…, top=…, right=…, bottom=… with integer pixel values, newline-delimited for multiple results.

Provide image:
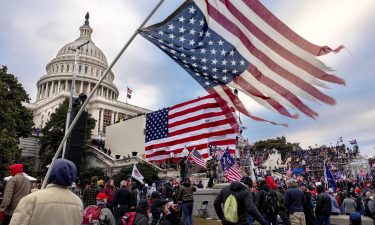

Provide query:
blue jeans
left=182, top=202, right=194, bottom=225
left=248, top=215, right=254, bottom=225
left=317, top=215, right=331, bottom=225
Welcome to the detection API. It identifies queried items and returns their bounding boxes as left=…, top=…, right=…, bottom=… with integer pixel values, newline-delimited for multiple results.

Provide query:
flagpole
left=42, top=0, right=165, bottom=189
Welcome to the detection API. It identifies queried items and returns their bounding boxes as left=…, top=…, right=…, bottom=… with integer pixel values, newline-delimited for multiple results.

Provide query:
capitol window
left=79, top=65, right=82, bottom=73
left=85, top=66, right=88, bottom=74
left=67, top=64, right=70, bottom=72
left=61, top=65, right=64, bottom=72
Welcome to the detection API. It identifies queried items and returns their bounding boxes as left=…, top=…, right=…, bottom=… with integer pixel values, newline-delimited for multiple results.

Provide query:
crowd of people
left=1, top=154, right=374, bottom=225
left=0, top=161, right=200, bottom=225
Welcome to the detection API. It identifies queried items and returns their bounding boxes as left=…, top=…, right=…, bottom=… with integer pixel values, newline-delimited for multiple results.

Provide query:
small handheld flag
left=132, top=164, right=144, bottom=184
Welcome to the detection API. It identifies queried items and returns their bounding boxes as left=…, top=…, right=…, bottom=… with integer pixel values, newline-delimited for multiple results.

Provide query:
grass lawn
left=194, top=217, right=221, bottom=225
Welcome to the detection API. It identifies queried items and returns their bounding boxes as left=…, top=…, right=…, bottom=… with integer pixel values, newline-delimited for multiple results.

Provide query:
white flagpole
left=42, top=0, right=165, bottom=189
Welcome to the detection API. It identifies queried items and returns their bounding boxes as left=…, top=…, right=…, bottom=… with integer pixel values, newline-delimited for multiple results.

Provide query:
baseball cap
left=96, top=193, right=109, bottom=200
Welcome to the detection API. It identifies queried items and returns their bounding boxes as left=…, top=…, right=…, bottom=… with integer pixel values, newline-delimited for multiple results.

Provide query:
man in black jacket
left=214, top=176, right=267, bottom=225
left=113, top=180, right=132, bottom=223
left=162, top=178, right=175, bottom=200
left=315, top=185, right=331, bottom=225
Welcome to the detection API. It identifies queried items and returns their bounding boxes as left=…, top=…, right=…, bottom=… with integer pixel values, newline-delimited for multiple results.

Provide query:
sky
left=0, top=0, right=374, bottom=156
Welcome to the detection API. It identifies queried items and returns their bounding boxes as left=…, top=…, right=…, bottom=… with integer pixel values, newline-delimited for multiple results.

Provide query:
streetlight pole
left=62, top=40, right=89, bottom=159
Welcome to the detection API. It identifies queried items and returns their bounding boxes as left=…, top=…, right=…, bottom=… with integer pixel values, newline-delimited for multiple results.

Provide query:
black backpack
left=264, top=191, right=279, bottom=215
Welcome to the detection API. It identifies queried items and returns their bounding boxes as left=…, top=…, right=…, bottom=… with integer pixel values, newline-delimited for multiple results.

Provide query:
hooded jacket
left=0, top=164, right=31, bottom=216
left=214, top=182, right=267, bottom=225
left=177, top=182, right=196, bottom=202
left=9, top=159, right=83, bottom=225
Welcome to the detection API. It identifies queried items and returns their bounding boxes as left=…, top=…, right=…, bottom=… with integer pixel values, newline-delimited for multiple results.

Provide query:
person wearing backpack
left=257, top=178, right=279, bottom=225
left=214, top=176, right=267, bottom=225
left=117, top=200, right=150, bottom=225
left=83, top=192, right=116, bottom=225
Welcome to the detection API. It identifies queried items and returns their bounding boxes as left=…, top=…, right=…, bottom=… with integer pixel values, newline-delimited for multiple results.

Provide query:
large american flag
left=140, top=0, right=344, bottom=124
left=145, top=95, right=237, bottom=162
left=220, top=148, right=243, bottom=182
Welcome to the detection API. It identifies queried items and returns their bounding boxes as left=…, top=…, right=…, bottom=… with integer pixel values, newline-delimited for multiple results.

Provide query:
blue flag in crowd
left=220, top=148, right=243, bottom=181
left=324, top=163, right=336, bottom=191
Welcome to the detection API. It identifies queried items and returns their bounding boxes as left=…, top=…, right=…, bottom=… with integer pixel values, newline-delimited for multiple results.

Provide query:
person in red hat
left=82, top=192, right=116, bottom=225
left=0, top=164, right=31, bottom=225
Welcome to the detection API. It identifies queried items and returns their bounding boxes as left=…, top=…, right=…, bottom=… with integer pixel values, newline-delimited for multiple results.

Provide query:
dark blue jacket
left=284, top=187, right=306, bottom=214
left=113, top=187, right=132, bottom=207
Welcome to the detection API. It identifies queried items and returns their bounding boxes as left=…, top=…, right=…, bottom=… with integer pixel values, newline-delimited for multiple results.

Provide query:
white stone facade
left=24, top=15, right=150, bottom=136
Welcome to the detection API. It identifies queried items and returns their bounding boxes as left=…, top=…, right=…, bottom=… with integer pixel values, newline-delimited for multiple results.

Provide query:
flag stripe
left=241, top=0, right=344, bottom=56
left=169, top=102, right=221, bottom=120
left=146, top=129, right=235, bottom=150
left=169, top=119, right=231, bottom=137
left=204, top=1, right=336, bottom=107
left=232, top=76, right=298, bottom=119
left=169, top=111, right=225, bottom=129
left=146, top=141, right=236, bottom=159
left=223, top=0, right=345, bottom=85
left=145, top=95, right=237, bottom=162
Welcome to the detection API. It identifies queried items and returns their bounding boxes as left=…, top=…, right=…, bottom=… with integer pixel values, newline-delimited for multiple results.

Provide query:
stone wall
left=193, top=188, right=221, bottom=219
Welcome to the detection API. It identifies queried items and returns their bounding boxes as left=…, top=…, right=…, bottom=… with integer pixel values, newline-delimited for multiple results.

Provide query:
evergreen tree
left=0, top=66, right=34, bottom=176
left=252, top=136, right=302, bottom=161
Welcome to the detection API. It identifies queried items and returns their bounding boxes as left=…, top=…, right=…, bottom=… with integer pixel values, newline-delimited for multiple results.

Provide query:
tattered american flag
left=145, top=95, right=236, bottom=162
left=140, top=0, right=344, bottom=125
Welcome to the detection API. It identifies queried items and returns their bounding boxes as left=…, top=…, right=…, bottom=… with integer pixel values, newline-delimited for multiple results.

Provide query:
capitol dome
left=36, top=13, right=119, bottom=102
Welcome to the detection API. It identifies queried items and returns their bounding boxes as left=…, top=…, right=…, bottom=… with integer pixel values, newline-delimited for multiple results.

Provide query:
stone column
left=50, top=81, right=54, bottom=96
left=65, top=80, right=68, bottom=92
left=57, top=80, right=61, bottom=93
left=41, top=83, right=45, bottom=98
left=111, top=111, right=114, bottom=125
left=87, top=82, right=91, bottom=95
left=115, top=112, right=119, bottom=122
left=45, top=82, right=49, bottom=97
left=99, top=108, right=104, bottom=133
left=79, top=81, right=83, bottom=94
left=106, top=89, right=109, bottom=99
left=101, top=86, right=104, bottom=97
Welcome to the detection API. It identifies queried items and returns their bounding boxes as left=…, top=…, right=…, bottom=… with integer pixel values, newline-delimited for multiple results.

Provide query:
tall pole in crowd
left=42, top=0, right=165, bottom=188
left=62, top=40, right=89, bottom=159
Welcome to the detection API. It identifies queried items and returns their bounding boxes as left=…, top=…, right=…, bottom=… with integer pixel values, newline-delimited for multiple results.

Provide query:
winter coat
left=9, top=184, right=84, bottom=225
left=0, top=171, right=31, bottom=216
left=177, top=183, right=196, bottom=202
left=113, top=187, right=132, bottom=207
left=99, top=207, right=116, bottom=225
left=214, top=181, right=267, bottom=225
left=329, top=195, right=340, bottom=214
left=364, top=198, right=375, bottom=219
left=342, top=197, right=357, bottom=214
left=9, top=159, right=83, bottom=225
left=315, top=193, right=332, bottom=217
left=284, top=187, right=305, bottom=214
left=163, top=183, right=174, bottom=200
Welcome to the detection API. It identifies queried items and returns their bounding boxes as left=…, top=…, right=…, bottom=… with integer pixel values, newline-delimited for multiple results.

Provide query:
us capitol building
left=24, top=14, right=150, bottom=137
